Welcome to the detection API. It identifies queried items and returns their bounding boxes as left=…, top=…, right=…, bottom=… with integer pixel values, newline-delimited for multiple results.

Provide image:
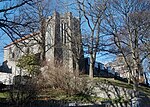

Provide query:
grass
left=38, top=88, right=132, bottom=104
left=38, top=88, right=107, bottom=103
left=94, top=77, right=133, bottom=88
left=94, top=77, right=150, bottom=96
left=37, top=76, right=150, bottom=104
left=0, top=76, right=150, bottom=104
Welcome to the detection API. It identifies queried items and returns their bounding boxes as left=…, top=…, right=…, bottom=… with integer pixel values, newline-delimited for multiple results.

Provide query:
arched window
left=60, top=20, right=67, bottom=44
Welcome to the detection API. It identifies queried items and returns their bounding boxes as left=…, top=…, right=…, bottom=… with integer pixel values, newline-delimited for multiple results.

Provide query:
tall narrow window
left=64, top=23, right=66, bottom=44
left=26, top=47, right=30, bottom=54
left=9, top=47, right=15, bottom=60
left=9, top=47, right=12, bottom=54
left=61, top=22, right=63, bottom=43
left=47, top=25, right=52, bottom=51
left=47, top=35, right=51, bottom=50
left=14, top=47, right=21, bottom=60
left=12, top=52, right=15, bottom=59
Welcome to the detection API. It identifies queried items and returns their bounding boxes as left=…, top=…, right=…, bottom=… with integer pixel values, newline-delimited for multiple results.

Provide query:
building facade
left=2, top=12, right=83, bottom=84
left=45, top=11, right=83, bottom=71
left=105, top=55, right=129, bottom=78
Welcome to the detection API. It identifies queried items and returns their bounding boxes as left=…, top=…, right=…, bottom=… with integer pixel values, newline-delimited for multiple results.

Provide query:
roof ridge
left=4, top=32, right=40, bottom=48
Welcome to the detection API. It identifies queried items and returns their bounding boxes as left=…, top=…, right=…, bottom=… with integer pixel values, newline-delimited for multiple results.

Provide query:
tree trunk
left=75, top=60, right=80, bottom=76
left=40, top=40, right=46, bottom=61
left=89, top=54, right=94, bottom=78
left=133, top=76, right=139, bottom=97
left=40, top=18, right=46, bottom=66
left=144, top=72, right=149, bottom=86
left=128, top=72, right=131, bottom=84
left=133, top=81, right=138, bottom=92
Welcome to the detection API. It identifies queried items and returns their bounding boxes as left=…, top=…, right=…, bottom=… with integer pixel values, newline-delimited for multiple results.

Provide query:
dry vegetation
left=39, top=62, right=91, bottom=96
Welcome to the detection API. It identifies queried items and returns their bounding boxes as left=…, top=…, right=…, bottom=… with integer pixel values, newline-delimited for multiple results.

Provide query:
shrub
left=8, top=76, right=40, bottom=107
left=17, top=53, right=40, bottom=76
left=41, top=62, right=90, bottom=96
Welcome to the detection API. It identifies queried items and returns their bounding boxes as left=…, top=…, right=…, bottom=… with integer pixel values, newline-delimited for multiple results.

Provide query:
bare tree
left=17, top=0, right=55, bottom=64
left=77, top=0, right=108, bottom=78
left=102, top=0, right=150, bottom=91
left=0, top=0, right=36, bottom=41
left=0, top=0, right=57, bottom=65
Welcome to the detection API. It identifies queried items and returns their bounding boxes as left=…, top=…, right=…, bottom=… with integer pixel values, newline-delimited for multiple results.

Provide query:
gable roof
left=4, top=32, right=40, bottom=48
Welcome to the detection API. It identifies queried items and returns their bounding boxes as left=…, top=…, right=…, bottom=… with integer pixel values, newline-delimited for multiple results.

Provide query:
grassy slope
left=0, top=77, right=149, bottom=103
left=38, top=77, right=150, bottom=103
left=94, top=77, right=150, bottom=97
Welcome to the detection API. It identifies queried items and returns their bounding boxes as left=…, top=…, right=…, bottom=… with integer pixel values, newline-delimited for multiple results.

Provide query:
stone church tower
left=45, top=11, right=83, bottom=71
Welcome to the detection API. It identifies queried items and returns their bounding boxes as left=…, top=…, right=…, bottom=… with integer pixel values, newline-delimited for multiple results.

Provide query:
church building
left=3, top=11, right=83, bottom=84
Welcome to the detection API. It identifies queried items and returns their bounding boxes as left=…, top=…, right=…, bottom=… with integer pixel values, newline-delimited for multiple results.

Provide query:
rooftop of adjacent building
left=4, top=32, right=40, bottom=49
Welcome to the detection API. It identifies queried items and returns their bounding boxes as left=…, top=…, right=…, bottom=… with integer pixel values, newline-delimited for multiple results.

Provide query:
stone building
left=105, top=54, right=146, bottom=83
left=105, top=54, right=129, bottom=78
left=2, top=11, right=83, bottom=84
left=45, top=11, right=83, bottom=71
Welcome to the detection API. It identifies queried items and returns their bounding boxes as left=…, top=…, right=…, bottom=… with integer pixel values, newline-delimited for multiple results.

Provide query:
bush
left=8, top=76, right=40, bottom=107
left=41, top=62, right=90, bottom=96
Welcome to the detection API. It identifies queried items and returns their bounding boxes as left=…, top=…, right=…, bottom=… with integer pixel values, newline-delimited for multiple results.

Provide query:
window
left=12, top=52, right=15, bottom=59
left=9, top=47, right=12, bottom=54
left=25, top=47, right=30, bottom=54
left=47, top=34, right=52, bottom=50
left=60, top=22, right=63, bottom=43
left=61, top=21, right=67, bottom=44
left=9, top=47, right=15, bottom=60
left=64, top=23, right=67, bottom=44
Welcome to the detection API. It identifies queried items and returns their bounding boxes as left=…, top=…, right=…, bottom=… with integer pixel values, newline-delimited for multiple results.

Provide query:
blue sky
left=0, top=33, right=11, bottom=64
left=0, top=0, right=20, bottom=64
